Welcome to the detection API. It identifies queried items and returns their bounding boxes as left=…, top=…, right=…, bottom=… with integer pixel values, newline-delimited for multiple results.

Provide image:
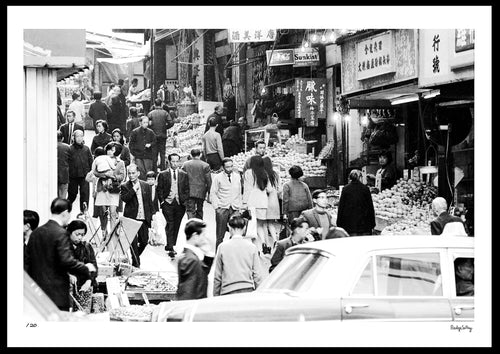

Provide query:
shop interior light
left=361, top=115, right=368, bottom=126
left=344, top=114, right=351, bottom=122
left=304, top=41, right=309, bottom=48
left=301, top=45, right=306, bottom=52
left=422, top=89, right=441, bottom=99
left=391, top=94, right=419, bottom=105
left=321, top=32, right=327, bottom=42
left=311, top=33, right=318, bottom=43
left=333, top=111, right=341, bottom=121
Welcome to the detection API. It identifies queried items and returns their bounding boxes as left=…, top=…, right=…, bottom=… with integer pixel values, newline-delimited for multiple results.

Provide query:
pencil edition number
left=26, top=323, right=37, bottom=328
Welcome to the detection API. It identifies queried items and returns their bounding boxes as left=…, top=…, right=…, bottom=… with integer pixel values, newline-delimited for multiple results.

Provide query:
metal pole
left=150, top=29, right=155, bottom=110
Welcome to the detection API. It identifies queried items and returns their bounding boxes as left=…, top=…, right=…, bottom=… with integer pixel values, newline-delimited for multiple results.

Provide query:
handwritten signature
left=450, top=324, right=472, bottom=333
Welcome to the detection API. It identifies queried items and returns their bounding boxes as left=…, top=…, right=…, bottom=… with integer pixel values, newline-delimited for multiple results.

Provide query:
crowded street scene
left=10, top=5, right=491, bottom=348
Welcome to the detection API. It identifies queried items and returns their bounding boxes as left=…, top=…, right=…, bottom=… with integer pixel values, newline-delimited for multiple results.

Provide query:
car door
left=341, top=249, right=453, bottom=321
left=447, top=248, right=474, bottom=321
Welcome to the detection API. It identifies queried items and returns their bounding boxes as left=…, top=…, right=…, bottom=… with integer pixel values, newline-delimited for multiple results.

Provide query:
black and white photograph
left=8, top=5, right=491, bottom=347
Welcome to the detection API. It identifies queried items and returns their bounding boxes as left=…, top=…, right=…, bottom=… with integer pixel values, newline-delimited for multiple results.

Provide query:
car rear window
left=259, top=252, right=334, bottom=294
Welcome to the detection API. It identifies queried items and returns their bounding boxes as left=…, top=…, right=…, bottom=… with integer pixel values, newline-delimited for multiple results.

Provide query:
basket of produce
left=125, top=271, right=177, bottom=293
left=109, top=305, right=156, bottom=322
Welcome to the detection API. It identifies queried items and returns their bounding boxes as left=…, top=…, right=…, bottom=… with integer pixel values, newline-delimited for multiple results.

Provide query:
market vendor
left=367, top=150, right=397, bottom=192
left=67, top=219, right=98, bottom=292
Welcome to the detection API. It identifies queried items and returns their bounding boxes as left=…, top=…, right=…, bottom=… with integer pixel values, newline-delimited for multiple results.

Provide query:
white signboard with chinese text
left=295, top=78, right=327, bottom=127
left=356, top=31, right=395, bottom=80
left=419, top=29, right=474, bottom=88
left=228, top=29, right=277, bottom=43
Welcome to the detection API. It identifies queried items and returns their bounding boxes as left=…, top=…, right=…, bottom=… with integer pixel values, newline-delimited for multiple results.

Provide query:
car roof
left=288, top=235, right=474, bottom=257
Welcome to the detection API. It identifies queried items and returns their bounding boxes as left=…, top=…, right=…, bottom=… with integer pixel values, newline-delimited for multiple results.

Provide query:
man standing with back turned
left=181, top=148, right=212, bottom=220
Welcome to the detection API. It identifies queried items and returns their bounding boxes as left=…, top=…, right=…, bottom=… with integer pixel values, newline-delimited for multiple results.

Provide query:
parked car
left=153, top=236, right=474, bottom=322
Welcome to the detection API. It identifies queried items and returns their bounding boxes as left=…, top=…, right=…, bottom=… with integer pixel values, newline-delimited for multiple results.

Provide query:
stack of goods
left=126, top=272, right=177, bottom=293
left=317, top=141, right=335, bottom=160
left=373, top=178, right=439, bottom=235
left=109, top=305, right=156, bottom=322
left=90, top=293, right=106, bottom=314
left=230, top=146, right=326, bottom=183
left=165, top=124, right=205, bottom=159
left=75, top=287, right=93, bottom=314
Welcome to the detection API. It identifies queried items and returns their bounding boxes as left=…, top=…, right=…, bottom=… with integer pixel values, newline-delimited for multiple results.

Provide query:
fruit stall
left=373, top=177, right=439, bottom=235
left=123, top=270, right=178, bottom=303
left=165, top=113, right=205, bottom=162
left=230, top=134, right=328, bottom=189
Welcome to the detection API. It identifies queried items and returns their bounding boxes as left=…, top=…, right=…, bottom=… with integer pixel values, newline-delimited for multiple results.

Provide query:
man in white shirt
left=68, top=92, right=85, bottom=125
left=210, top=157, right=242, bottom=251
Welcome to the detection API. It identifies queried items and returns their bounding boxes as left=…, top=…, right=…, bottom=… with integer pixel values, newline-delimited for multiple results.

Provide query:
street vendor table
left=124, top=270, right=178, bottom=304
left=125, top=289, right=177, bottom=303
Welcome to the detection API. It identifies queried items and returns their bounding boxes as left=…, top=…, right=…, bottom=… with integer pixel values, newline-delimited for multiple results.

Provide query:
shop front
left=418, top=29, right=475, bottom=234
left=338, top=29, right=443, bottom=235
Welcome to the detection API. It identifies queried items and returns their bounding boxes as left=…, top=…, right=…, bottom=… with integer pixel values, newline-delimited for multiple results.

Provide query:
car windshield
left=258, top=251, right=335, bottom=294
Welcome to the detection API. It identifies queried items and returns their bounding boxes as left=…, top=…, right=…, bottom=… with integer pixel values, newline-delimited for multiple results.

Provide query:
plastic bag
left=148, top=212, right=166, bottom=246
left=244, top=207, right=258, bottom=240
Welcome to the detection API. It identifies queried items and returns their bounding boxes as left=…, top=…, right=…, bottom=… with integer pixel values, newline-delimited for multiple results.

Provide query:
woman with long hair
left=242, top=155, right=272, bottom=254
left=92, top=142, right=126, bottom=241
left=262, top=156, right=282, bottom=248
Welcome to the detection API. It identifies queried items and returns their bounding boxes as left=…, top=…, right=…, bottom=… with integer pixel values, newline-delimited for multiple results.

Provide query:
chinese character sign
left=455, top=29, right=475, bottom=53
left=356, top=32, right=395, bottom=80
left=228, top=29, right=277, bottom=43
left=295, top=78, right=327, bottom=127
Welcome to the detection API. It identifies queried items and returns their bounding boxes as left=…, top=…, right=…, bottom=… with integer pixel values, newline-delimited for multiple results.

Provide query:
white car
left=154, top=236, right=474, bottom=322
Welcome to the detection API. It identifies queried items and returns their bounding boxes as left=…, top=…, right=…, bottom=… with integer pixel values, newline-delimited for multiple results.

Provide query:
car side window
left=375, top=253, right=442, bottom=296
left=351, top=259, right=374, bottom=296
left=454, top=257, right=474, bottom=297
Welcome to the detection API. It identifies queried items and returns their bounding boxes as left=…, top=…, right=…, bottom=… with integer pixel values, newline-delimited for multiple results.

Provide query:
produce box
left=96, top=264, right=114, bottom=283
left=292, top=143, right=307, bottom=155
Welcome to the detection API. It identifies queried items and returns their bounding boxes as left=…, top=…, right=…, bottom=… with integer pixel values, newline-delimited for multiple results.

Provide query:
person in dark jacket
left=59, top=110, right=84, bottom=145
left=181, top=148, right=212, bottom=220
left=148, top=98, right=174, bottom=171
left=108, top=86, right=127, bottom=133
left=120, top=163, right=155, bottom=268
left=68, top=129, right=93, bottom=213
left=204, top=104, right=225, bottom=136
left=367, top=150, right=397, bottom=192
left=67, top=219, right=98, bottom=291
left=129, top=116, right=157, bottom=180
left=90, top=120, right=112, bottom=155
left=125, top=106, right=141, bottom=143
left=146, top=171, right=159, bottom=213
left=57, top=131, right=71, bottom=199
left=222, top=121, right=242, bottom=158
left=269, top=217, right=309, bottom=273
left=336, top=170, right=376, bottom=236
left=26, top=198, right=95, bottom=311
left=24, top=210, right=40, bottom=271
left=88, top=91, right=112, bottom=133
left=430, top=197, right=469, bottom=235
left=176, top=219, right=213, bottom=300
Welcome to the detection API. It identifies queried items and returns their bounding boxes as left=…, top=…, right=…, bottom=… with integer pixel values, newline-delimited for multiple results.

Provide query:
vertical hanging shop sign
left=455, top=29, right=475, bottom=53
left=295, top=78, right=327, bottom=127
left=228, top=29, right=277, bottom=43
left=356, top=31, right=395, bottom=80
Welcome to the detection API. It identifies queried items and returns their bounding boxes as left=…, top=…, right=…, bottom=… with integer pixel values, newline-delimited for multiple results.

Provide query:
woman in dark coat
left=111, top=128, right=131, bottom=167
left=222, top=121, right=242, bottom=158
left=67, top=219, right=98, bottom=291
left=336, top=169, right=376, bottom=236
left=90, top=120, right=112, bottom=155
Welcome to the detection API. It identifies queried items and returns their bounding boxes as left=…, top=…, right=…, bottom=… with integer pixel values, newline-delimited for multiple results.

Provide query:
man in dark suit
left=300, top=189, right=336, bottom=240
left=181, top=148, right=212, bottom=220
left=430, top=197, right=469, bottom=235
left=157, top=153, right=190, bottom=258
left=336, top=169, right=376, bottom=236
left=120, top=163, right=155, bottom=268
left=26, top=198, right=95, bottom=311
left=129, top=116, right=157, bottom=180
left=146, top=171, right=159, bottom=213
left=57, top=131, right=71, bottom=199
left=269, top=217, right=310, bottom=273
left=59, top=110, right=84, bottom=145
left=176, top=219, right=213, bottom=300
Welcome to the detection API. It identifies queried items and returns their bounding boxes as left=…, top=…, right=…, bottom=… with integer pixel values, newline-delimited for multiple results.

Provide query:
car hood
left=154, top=290, right=341, bottom=322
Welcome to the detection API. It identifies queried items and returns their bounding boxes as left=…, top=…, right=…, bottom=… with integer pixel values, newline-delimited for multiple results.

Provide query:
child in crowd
left=93, top=147, right=116, bottom=191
